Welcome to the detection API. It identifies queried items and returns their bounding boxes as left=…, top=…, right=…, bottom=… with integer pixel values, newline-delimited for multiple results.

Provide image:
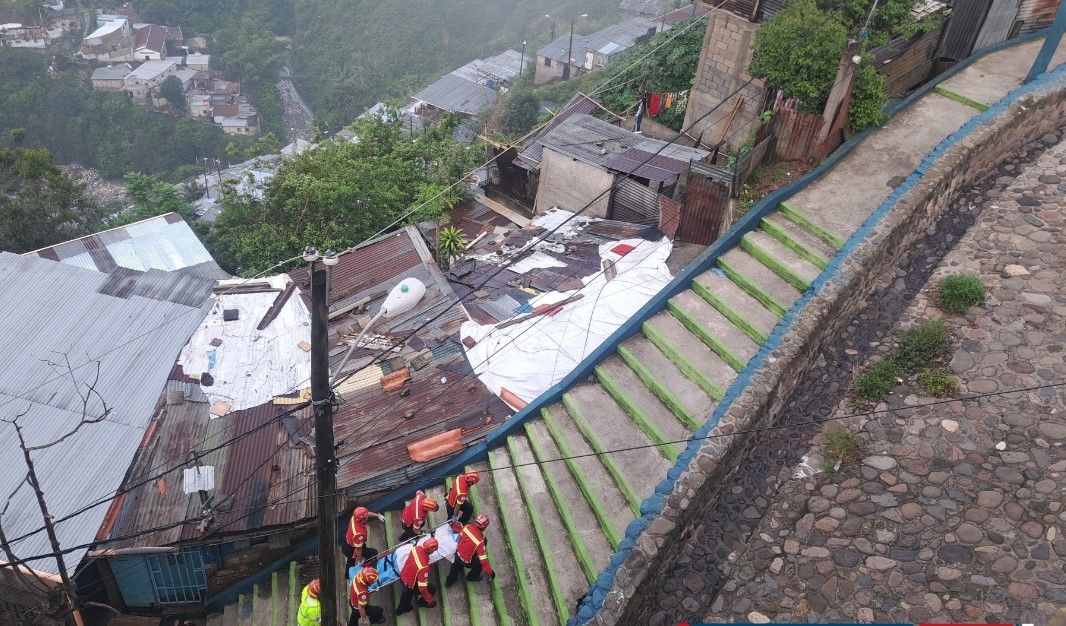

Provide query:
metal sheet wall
left=771, top=107, right=825, bottom=163
left=611, top=177, right=661, bottom=225
left=937, top=0, right=994, bottom=60
left=1017, top=0, right=1061, bottom=32
left=872, top=25, right=946, bottom=97
left=974, top=0, right=1022, bottom=49
left=679, top=173, right=730, bottom=244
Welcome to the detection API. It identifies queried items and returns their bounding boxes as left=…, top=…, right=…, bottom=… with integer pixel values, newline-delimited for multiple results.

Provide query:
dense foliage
left=112, top=172, right=199, bottom=227
left=290, top=0, right=620, bottom=131
left=0, top=145, right=108, bottom=252
left=593, top=17, right=708, bottom=131
left=0, top=49, right=233, bottom=179
left=206, top=113, right=482, bottom=274
left=498, top=86, right=541, bottom=137
left=750, top=0, right=932, bottom=130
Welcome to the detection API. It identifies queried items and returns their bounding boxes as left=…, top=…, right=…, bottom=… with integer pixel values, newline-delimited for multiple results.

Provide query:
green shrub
left=892, top=320, right=950, bottom=371
left=822, top=428, right=863, bottom=473
left=919, top=367, right=959, bottom=397
left=938, top=273, right=987, bottom=314
left=849, top=64, right=888, bottom=132
left=853, top=359, right=901, bottom=402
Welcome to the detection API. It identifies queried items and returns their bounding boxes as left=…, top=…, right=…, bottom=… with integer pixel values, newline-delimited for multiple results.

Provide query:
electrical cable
left=11, top=379, right=1061, bottom=572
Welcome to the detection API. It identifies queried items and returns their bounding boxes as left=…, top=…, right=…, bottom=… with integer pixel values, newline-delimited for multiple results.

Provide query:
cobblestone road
left=700, top=136, right=1066, bottom=623
left=639, top=129, right=1066, bottom=622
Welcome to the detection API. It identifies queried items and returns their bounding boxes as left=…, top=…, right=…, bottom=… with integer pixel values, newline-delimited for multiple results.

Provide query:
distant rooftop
left=125, top=57, right=178, bottom=81
left=133, top=23, right=166, bottom=53
left=449, top=49, right=528, bottom=85
left=91, top=65, right=128, bottom=80
left=413, top=73, right=497, bottom=115
left=85, top=16, right=125, bottom=40
left=539, top=17, right=656, bottom=63
left=28, top=213, right=228, bottom=279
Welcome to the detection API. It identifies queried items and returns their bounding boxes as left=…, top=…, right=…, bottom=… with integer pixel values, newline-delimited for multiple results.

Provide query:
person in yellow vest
left=297, top=578, right=322, bottom=626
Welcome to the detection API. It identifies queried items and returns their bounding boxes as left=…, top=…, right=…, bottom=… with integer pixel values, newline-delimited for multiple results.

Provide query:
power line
left=9, top=379, right=1061, bottom=572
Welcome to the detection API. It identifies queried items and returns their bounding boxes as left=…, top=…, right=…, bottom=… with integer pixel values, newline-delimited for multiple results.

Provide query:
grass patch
left=938, top=273, right=987, bottom=314
left=892, top=320, right=950, bottom=371
left=735, top=161, right=812, bottom=221
left=822, top=428, right=863, bottom=473
left=919, top=367, right=959, bottom=397
left=853, top=359, right=902, bottom=402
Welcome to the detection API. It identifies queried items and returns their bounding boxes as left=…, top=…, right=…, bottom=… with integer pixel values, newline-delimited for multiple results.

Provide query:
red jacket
left=447, top=472, right=477, bottom=509
left=456, top=524, right=493, bottom=574
left=399, top=545, right=434, bottom=603
left=345, top=515, right=367, bottom=551
left=349, top=576, right=370, bottom=609
left=401, top=490, right=429, bottom=529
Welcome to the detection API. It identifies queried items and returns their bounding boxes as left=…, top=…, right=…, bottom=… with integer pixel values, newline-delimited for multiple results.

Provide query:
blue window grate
left=147, top=549, right=207, bottom=605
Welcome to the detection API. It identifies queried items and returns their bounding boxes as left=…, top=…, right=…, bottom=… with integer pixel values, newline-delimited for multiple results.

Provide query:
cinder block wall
left=533, top=148, right=615, bottom=217
left=683, top=9, right=767, bottom=149
left=587, top=74, right=1066, bottom=626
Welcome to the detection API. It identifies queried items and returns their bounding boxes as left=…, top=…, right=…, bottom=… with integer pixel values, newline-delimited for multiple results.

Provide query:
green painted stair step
left=642, top=312, right=737, bottom=401
left=540, top=405, right=634, bottom=537
left=761, top=211, right=835, bottom=270
left=692, top=271, right=778, bottom=344
left=778, top=202, right=847, bottom=251
left=740, top=230, right=820, bottom=292
left=718, top=247, right=802, bottom=316
left=664, top=293, right=758, bottom=371
left=465, top=462, right=520, bottom=626
left=487, top=446, right=559, bottom=626
left=615, top=339, right=711, bottom=431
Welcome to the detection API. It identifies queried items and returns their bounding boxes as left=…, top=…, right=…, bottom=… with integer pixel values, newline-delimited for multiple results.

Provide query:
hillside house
left=220, top=115, right=258, bottom=135
left=122, top=57, right=179, bottom=103
left=518, top=113, right=708, bottom=218
left=90, top=65, right=130, bottom=91
left=185, top=52, right=210, bottom=72
left=132, top=23, right=167, bottom=60
left=534, top=18, right=656, bottom=84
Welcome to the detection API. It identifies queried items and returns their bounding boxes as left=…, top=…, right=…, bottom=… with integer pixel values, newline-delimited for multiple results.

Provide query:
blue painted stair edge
left=203, top=29, right=1054, bottom=614
left=570, top=36, right=1066, bottom=626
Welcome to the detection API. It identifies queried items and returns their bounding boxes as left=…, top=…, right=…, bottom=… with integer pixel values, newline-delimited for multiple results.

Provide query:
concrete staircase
left=204, top=206, right=839, bottom=625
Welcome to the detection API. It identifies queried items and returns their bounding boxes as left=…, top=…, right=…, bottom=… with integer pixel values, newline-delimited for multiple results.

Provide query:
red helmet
left=421, top=497, right=439, bottom=512
left=308, top=579, right=321, bottom=598
left=357, top=567, right=379, bottom=585
left=466, top=471, right=481, bottom=485
left=352, top=506, right=369, bottom=521
left=422, top=538, right=439, bottom=553
left=473, top=514, right=489, bottom=530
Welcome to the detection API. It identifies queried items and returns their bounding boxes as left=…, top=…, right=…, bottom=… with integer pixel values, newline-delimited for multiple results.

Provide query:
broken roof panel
left=513, top=93, right=613, bottom=170
left=28, top=213, right=227, bottom=279
left=0, top=253, right=214, bottom=576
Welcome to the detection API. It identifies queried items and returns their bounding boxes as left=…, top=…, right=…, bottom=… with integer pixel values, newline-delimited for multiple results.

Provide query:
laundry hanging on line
left=643, top=90, right=688, bottom=116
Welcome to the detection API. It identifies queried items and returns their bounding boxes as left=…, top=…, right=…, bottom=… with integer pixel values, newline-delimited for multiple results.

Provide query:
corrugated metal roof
left=513, top=92, right=605, bottom=169
left=413, top=74, right=497, bottom=115
left=537, top=18, right=656, bottom=64
left=0, top=253, right=213, bottom=575
left=91, top=65, right=129, bottom=80
left=449, top=49, right=528, bottom=85
left=532, top=113, right=709, bottom=180
left=29, top=213, right=227, bottom=279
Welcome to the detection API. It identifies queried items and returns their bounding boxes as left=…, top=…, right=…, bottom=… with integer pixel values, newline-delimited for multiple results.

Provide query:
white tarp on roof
left=177, top=275, right=311, bottom=411
left=461, top=211, right=673, bottom=405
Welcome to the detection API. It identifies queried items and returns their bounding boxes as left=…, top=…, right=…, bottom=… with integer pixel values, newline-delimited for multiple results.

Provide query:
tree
left=111, top=172, right=198, bottom=226
left=206, top=114, right=480, bottom=274
left=499, top=88, right=541, bottom=137
left=0, top=147, right=109, bottom=253
left=592, top=18, right=708, bottom=131
left=158, top=75, right=186, bottom=110
left=748, top=0, right=849, bottom=110
left=849, top=63, right=888, bottom=132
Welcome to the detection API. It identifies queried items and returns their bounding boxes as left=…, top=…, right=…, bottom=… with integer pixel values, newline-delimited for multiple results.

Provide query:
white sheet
left=461, top=234, right=673, bottom=406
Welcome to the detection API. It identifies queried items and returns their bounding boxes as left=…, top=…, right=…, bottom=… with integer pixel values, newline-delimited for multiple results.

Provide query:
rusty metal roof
left=513, top=93, right=607, bottom=170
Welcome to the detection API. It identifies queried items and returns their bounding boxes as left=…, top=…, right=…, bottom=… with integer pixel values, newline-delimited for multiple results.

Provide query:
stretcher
left=351, top=523, right=461, bottom=592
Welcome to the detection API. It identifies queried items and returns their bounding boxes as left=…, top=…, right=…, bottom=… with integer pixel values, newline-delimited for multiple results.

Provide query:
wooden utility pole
left=11, top=421, right=86, bottom=626
left=309, top=252, right=338, bottom=626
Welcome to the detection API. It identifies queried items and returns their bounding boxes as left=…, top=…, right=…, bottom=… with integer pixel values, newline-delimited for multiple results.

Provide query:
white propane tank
left=380, top=278, right=426, bottom=318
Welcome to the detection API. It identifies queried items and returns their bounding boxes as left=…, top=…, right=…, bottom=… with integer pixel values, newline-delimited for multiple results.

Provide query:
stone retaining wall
left=585, top=72, right=1066, bottom=625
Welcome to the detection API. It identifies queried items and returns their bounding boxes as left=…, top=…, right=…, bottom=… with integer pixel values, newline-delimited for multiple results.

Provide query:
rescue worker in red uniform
left=446, top=470, right=480, bottom=524
left=343, top=506, right=385, bottom=570
left=396, top=537, right=438, bottom=614
left=399, top=490, right=438, bottom=541
left=347, top=566, right=384, bottom=625
left=445, top=514, right=495, bottom=586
